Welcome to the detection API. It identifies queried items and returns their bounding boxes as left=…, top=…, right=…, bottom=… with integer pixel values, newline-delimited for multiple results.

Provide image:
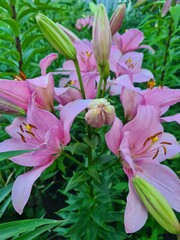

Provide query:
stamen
left=147, top=79, right=156, bottom=90
left=20, top=125, right=24, bottom=132
left=17, top=132, right=27, bottom=143
left=143, top=132, right=162, bottom=146
left=152, top=148, right=159, bottom=159
left=152, top=136, right=159, bottom=143
left=25, top=130, right=35, bottom=137
left=162, top=145, right=167, bottom=155
left=160, top=142, right=172, bottom=145
left=85, top=51, right=92, bottom=58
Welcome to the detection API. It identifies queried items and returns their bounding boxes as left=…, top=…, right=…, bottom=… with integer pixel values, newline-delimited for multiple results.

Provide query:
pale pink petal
left=60, top=99, right=92, bottom=145
left=143, top=88, right=180, bottom=110
left=120, top=29, right=144, bottom=53
left=105, top=117, right=123, bottom=155
left=120, top=87, right=145, bottom=120
left=39, top=53, right=58, bottom=76
left=137, top=160, right=180, bottom=211
left=161, top=114, right=180, bottom=124
left=138, top=44, right=155, bottom=54
left=12, top=159, right=54, bottom=214
left=133, top=69, right=154, bottom=83
left=119, top=52, right=143, bottom=74
left=123, top=105, right=163, bottom=156
left=125, top=182, right=148, bottom=233
left=120, top=132, right=135, bottom=174
left=27, top=73, right=54, bottom=111
left=0, top=80, right=30, bottom=110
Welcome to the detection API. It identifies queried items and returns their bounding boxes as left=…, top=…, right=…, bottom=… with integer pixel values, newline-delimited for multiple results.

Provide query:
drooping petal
left=161, top=114, right=180, bottom=124
left=105, top=117, right=123, bottom=155
left=125, top=182, right=148, bottom=233
left=40, top=53, right=58, bottom=76
left=138, top=44, right=155, bottom=54
left=60, top=99, right=92, bottom=145
left=12, top=159, right=54, bottom=214
left=137, top=160, right=180, bottom=212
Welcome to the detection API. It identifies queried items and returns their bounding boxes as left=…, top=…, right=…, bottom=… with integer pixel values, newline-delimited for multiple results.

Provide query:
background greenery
left=0, top=0, right=179, bottom=239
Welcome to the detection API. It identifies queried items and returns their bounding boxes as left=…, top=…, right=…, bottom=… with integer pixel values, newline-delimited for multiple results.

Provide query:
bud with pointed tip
left=92, top=4, right=112, bottom=71
left=110, top=4, right=126, bottom=35
left=36, top=13, right=77, bottom=60
left=0, top=96, right=25, bottom=116
left=85, top=98, right=115, bottom=128
left=56, top=23, right=81, bottom=43
left=132, top=175, right=180, bottom=234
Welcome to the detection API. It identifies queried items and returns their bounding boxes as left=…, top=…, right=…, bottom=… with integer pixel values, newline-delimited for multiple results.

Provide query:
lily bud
left=36, top=13, right=77, bottom=60
left=85, top=98, right=115, bottom=128
left=92, top=4, right=112, bottom=71
left=132, top=175, right=180, bottom=234
left=0, top=96, right=25, bottom=116
left=56, top=23, right=81, bottom=43
left=110, top=4, right=126, bottom=35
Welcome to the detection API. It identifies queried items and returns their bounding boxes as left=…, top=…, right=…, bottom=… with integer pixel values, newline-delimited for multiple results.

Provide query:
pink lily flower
left=105, top=105, right=180, bottom=233
left=0, top=73, right=54, bottom=112
left=55, top=74, right=96, bottom=107
left=0, top=96, right=91, bottom=214
left=60, top=39, right=98, bottom=79
left=113, top=29, right=154, bottom=54
left=110, top=49, right=154, bottom=81
left=120, top=87, right=180, bottom=121
left=75, top=16, right=93, bottom=30
left=40, top=53, right=58, bottom=76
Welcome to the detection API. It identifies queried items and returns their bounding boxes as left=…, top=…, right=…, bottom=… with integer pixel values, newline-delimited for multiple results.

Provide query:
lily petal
left=137, top=160, right=180, bottom=211
left=125, top=182, right=148, bottom=233
left=12, top=159, right=54, bottom=214
left=40, top=53, right=58, bottom=76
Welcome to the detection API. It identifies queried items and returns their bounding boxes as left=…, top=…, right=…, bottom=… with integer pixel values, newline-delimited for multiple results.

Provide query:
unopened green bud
left=0, top=96, right=25, bottom=116
left=132, top=175, right=180, bottom=234
left=110, top=4, right=126, bottom=35
left=85, top=98, right=115, bottom=128
left=89, top=2, right=97, bottom=14
left=92, top=4, right=112, bottom=70
left=36, top=13, right=77, bottom=60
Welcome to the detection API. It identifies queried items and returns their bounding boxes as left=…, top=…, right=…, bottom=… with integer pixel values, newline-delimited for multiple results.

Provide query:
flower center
left=125, top=57, right=136, bottom=69
left=17, top=122, right=37, bottom=143
left=64, top=80, right=76, bottom=87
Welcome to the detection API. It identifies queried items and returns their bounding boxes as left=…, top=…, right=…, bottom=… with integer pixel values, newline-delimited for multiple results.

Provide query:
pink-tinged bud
left=161, top=0, right=172, bottom=17
left=92, top=4, right=112, bottom=70
left=56, top=23, right=81, bottom=43
left=110, top=4, right=126, bottom=35
left=85, top=98, right=115, bottom=128
left=0, top=96, right=25, bottom=116
left=133, top=175, right=180, bottom=234
left=36, top=13, right=77, bottom=60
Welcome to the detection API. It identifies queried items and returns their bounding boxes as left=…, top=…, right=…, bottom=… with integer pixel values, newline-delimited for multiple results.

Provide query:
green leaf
left=0, top=196, right=11, bottom=218
left=0, top=58, right=18, bottom=71
left=22, top=35, right=43, bottom=50
left=0, top=219, right=61, bottom=240
left=0, top=184, right=12, bottom=203
left=0, top=150, right=34, bottom=162
left=170, top=5, right=180, bottom=28
left=1, top=19, right=19, bottom=36
left=87, top=166, right=101, bottom=184
left=13, top=224, right=59, bottom=240
left=65, top=172, right=90, bottom=192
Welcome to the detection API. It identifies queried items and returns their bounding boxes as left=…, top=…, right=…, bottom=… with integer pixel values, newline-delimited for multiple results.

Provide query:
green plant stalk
left=10, top=3, right=23, bottom=70
left=160, top=17, right=173, bottom=84
left=62, top=151, right=85, bottom=168
left=73, top=59, right=86, bottom=99
left=96, top=74, right=104, bottom=98
left=101, top=78, right=107, bottom=98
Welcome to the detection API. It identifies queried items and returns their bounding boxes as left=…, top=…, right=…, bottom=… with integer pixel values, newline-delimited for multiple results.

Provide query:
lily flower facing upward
left=0, top=96, right=91, bottom=214
left=106, top=105, right=180, bottom=233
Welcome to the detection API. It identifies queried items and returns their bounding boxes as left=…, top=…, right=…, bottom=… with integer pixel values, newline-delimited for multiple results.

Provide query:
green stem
left=96, top=74, right=104, bottom=98
left=160, top=17, right=173, bottom=84
left=62, top=151, right=85, bottom=168
left=73, top=58, right=86, bottom=99
left=101, top=78, right=107, bottom=98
